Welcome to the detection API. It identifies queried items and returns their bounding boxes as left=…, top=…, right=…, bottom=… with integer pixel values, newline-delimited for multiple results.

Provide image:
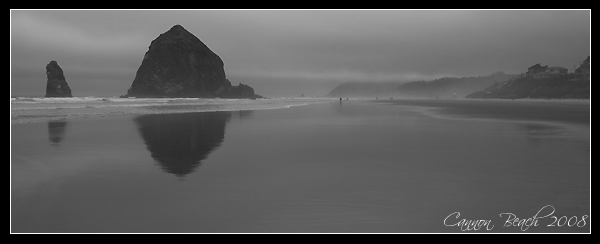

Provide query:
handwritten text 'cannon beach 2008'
left=443, top=205, right=589, bottom=231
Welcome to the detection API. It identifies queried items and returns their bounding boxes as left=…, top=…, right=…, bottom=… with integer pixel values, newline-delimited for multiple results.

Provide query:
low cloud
left=11, top=12, right=148, bottom=58
left=10, top=10, right=590, bottom=97
left=228, top=69, right=445, bottom=83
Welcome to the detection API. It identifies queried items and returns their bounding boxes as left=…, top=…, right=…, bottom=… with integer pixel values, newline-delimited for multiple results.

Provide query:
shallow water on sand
left=11, top=100, right=590, bottom=233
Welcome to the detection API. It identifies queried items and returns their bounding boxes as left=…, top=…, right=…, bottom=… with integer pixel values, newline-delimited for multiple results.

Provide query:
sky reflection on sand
left=11, top=100, right=589, bottom=233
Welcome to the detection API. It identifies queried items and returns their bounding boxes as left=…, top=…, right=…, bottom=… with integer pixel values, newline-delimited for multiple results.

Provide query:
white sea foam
left=11, top=97, right=335, bottom=124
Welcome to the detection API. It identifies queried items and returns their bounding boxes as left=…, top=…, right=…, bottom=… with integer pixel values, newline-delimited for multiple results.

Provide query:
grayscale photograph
left=10, top=9, right=590, bottom=233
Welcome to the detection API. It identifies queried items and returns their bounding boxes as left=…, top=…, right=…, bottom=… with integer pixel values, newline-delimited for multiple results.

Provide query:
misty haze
left=11, top=9, right=589, bottom=234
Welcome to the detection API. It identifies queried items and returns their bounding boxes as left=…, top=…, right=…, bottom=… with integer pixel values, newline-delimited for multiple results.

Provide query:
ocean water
left=11, top=99, right=590, bottom=233
left=11, top=96, right=333, bottom=124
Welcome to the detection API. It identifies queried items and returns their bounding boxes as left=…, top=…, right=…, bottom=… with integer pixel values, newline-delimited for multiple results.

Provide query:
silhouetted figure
left=134, top=112, right=232, bottom=178
left=340, top=97, right=342, bottom=101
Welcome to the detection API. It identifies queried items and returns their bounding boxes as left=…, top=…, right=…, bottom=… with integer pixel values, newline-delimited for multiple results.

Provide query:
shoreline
left=370, top=98, right=590, bottom=127
left=10, top=97, right=334, bottom=124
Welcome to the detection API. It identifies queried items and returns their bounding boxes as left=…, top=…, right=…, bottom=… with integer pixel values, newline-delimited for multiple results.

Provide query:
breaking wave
left=11, top=97, right=334, bottom=124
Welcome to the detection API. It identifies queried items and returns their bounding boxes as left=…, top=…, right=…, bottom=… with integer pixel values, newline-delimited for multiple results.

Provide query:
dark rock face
left=125, top=25, right=262, bottom=99
left=218, top=83, right=258, bottom=98
left=45, top=61, right=72, bottom=97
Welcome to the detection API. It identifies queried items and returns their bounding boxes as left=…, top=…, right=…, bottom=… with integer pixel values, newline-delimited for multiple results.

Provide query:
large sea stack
left=124, top=25, right=262, bottom=98
left=45, top=61, right=72, bottom=97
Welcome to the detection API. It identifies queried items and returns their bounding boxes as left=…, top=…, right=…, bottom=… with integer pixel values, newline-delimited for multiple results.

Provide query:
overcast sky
left=10, top=10, right=590, bottom=97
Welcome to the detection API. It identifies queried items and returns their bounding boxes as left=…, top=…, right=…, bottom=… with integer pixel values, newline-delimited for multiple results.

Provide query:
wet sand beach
left=372, top=98, right=590, bottom=126
left=11, top=100, right=590, bottom=233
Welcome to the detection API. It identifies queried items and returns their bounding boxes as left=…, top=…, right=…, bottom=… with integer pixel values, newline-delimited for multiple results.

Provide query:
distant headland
left=466, top=56, right=590, bottom=99
left=326, top=56, right=589, bottom=100
left=326, top=72, right=517, bottom=99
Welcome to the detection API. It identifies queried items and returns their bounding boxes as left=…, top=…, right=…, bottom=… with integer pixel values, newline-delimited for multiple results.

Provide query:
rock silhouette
left=134, top=111, right=232, bottom=178
left=124, top=25, right=261, bottom=99
left=45, top=61, right=72, bottom=97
